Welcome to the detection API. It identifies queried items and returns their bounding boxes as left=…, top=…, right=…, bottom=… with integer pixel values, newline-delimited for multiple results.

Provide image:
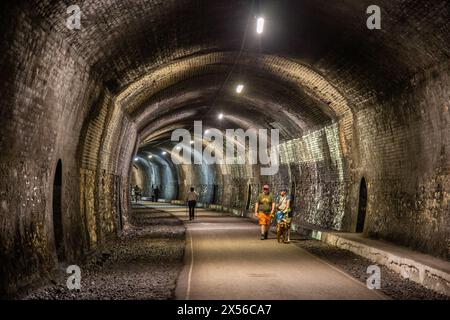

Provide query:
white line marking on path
left=186, top=229, right=194, bottom=300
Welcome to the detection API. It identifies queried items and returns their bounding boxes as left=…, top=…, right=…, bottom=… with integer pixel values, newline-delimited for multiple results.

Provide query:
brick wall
left=1, top=0, right=449, bottom=298
left=351, top=62, right=450, bottom=258
left=0, top=3, right=137, bottom=297
left=0, top=4, right=102, bottom=296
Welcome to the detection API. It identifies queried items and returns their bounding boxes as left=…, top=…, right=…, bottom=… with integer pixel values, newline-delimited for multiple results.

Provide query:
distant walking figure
left=186, top=187, right=199, bottom=220
left=133, top=185, right=141, bottom=203
left=154, top=186, right=160, bottom=203
left=131, top=185, right=135, bottom=202
left=254, top=184, right=275, bottom=240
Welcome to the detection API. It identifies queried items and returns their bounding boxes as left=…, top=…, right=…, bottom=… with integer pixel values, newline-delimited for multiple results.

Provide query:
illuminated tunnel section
left=0, top=0, right=448, bottom=298
left=132, top=146, right=216, bottom=203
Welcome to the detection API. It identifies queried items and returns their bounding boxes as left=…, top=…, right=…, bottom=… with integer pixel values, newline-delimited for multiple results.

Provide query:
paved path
left=144, top=203, right=386, bottom=300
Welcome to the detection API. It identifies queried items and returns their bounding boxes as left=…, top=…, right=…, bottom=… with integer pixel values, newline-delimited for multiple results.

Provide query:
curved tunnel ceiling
left=118, top=52, right=353, bottom=150
left=131, top=64, right=338, bottom=137
left=31, top=0, right=449, bottom=89
left=20, top=0, right=450, bottom=157
left=1, top=2, right=450, bottom=295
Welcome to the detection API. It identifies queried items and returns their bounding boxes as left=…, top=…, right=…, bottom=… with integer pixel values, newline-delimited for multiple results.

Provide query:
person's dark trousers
left=188, top=200, right=197, bottom=220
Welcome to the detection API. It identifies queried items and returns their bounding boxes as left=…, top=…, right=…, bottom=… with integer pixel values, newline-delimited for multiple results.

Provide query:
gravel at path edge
left=25, top=208, right=185, bottom=300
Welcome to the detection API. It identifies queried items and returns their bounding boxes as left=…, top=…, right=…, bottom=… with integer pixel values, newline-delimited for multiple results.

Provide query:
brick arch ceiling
left=117, top=52, right=352, bottom=148
left=132, top=71, right=338, bottom=143
left=20, top=0, right=446, bottom=90
left=20, top=0, right=450, bottom=150
left=28, top=0, right=449, bottom=88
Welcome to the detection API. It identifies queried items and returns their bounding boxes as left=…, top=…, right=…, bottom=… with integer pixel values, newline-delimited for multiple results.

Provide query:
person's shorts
left=258, top=212, right=272, bottom=226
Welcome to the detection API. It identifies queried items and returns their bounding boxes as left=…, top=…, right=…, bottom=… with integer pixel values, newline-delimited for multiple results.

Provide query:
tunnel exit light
left=256, top=17, right=264, bottom=34
left=236, top=84, right=244, bottom=94
left=218, top=113, right=224, bottom=120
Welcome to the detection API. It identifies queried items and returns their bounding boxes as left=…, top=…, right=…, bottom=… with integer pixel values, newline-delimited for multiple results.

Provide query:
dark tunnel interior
left=0, top=0, right=449, bottom=299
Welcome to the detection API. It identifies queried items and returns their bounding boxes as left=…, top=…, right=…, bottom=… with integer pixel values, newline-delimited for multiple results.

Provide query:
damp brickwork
left=1, top=0, right=449, bottom=298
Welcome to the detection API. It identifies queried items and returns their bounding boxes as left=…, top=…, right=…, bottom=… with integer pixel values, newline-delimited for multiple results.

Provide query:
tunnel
left=0, top=0, right=449, bottom=300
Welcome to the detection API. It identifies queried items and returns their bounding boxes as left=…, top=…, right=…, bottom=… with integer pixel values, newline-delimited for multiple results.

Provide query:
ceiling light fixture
left=256, top=17, right=264, bottom=34
left=218, top=113, right=224, bottom=120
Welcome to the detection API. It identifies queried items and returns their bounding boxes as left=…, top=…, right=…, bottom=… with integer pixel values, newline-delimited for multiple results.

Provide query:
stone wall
left=1, top=0, right=449, bottom=299
left=0, top=3, right=137, bottom=297
left=351, top=62, right=450, bottom=258
left=0, top=4, right=101, bottom=296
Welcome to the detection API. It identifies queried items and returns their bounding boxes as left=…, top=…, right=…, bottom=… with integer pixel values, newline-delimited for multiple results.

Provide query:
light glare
left=236, top=84, right=244, bottom=94
left=256, top=17, right=264, bottom=34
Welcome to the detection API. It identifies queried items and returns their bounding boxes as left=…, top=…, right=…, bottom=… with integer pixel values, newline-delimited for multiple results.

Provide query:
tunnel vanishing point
left=0, top=0, right=449, bottom=298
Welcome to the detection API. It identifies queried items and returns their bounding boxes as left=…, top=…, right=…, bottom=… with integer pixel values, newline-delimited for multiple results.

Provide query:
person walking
left=186, top=187, right=199, bottom=220
left=133, top=185, right=141, bottom=203
left=275, top=189, right=291, bottom=243
left=254, top=184, right=275, bottom=240
left=151, top=185, right=155, bottom=202
left=131, top=185, right=136, bottom=203
left=154, top=186, right=160, bottom=203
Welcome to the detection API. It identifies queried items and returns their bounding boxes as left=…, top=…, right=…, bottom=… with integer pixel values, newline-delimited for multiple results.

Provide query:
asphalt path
left=145, top=203, right=386, bottom=300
